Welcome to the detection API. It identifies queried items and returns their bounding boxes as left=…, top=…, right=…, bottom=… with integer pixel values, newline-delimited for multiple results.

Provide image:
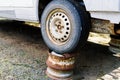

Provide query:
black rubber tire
left=41, top=0, right=89, bottom=54
left=74, top=2, right=91, bottom=46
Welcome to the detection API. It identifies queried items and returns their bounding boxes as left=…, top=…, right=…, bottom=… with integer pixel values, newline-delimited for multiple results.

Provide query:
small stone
left=5, top=76, right=15, bottom=80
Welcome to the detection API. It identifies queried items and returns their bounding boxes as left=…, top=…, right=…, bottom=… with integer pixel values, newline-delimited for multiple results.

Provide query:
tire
left=41, top=0, right=90, bottom=54
left=72, top=1, right=91, bottom=46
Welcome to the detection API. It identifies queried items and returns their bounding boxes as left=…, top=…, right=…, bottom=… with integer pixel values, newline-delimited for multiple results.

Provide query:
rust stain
left=46, top=51, right=75, bottom=79
left=46, top=52, right=75, bottom=70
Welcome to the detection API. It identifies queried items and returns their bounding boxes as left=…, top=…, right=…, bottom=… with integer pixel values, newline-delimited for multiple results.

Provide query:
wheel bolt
left=55, top=30, right=58, bottom=32
left=59, top=31, right=62, bottom=33
left=59, top=22, right=61, bottom=24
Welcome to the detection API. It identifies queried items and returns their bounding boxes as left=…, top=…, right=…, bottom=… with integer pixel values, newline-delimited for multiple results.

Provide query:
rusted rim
left=48, top=51, right=75, bottom=59
left=46, top=67, right=73, bottom=80
left=46, top=9, right=71, bottom=45
left=46, top=59, right=74, bottom=70
left=47, top=51, right=75, bottom=70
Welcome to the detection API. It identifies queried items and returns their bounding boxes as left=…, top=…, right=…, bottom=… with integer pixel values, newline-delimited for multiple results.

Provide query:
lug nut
left=56, top=30, right=58, bottom=32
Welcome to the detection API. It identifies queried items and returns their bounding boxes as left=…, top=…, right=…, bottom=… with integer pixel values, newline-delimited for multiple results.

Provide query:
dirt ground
left=0, top=20, right=120, bottom=80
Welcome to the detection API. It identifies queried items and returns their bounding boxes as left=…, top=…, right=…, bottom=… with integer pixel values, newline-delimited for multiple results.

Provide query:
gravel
left=0, top=20, right=120, bottom=80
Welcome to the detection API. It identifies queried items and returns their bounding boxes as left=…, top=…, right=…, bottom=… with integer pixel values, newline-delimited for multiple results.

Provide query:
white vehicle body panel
left=83, top=0, right=120, bottom=12
left=10, top=0, right=33, bottom=7
left=0, top=0, right=120, bottom=24
left=83, top=0, right=120, bottom=24
left=0, top=0, right=39, bottom=22
left=0, top=0, right=11, bottom=6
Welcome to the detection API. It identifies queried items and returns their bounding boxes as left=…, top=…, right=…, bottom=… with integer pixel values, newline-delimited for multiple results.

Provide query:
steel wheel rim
left=46, top=9, right=71, bottom=45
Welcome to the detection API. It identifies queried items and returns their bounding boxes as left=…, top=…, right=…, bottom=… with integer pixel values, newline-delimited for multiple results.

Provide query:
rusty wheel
left=41, top=0, right=91, bottom=54
left=46, top=10, right=71, bottom=45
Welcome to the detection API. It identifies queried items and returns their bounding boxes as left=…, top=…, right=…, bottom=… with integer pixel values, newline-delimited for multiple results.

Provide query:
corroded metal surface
left=91, top=19, right=115, bottom=35
left=46, top=67, right=72, bottom=80
left=46, top=51, right=75, bottom=79
left=46, top=51, right=75, bottom=70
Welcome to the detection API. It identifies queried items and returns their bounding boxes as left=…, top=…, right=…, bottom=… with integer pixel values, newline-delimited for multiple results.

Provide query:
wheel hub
left=48, top=12, right=71, bottom=44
